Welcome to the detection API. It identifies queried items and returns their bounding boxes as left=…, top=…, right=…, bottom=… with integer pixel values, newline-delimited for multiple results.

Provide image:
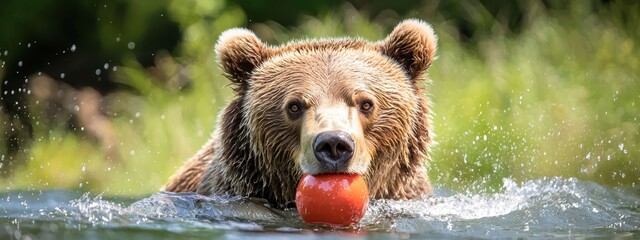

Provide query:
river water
left=1, top=177, right=639, bottom=239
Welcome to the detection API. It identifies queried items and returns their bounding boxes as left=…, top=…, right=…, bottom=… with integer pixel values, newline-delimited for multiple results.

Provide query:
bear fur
left=164, top=19, right=438, bottom=208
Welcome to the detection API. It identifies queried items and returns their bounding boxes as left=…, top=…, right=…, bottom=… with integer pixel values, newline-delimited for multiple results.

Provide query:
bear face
left=248, top=49, right=419, bottom=175
left=165, top=19, right=437, bottom=207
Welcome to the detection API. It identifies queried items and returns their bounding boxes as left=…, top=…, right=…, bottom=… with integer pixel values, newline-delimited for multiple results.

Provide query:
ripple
left=1, top=178, right=639, bottom=239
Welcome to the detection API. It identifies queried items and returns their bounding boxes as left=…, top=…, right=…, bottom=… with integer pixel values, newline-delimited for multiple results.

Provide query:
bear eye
left=286, top=101, right=304, bottom=119
left=289, top=103, right=300, bottom=113
left=359, top=101, right=374, bottom=113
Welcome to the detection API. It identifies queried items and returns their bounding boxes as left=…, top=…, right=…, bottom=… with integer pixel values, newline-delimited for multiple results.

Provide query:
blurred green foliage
left=0, top=0, right=638, bottom=195
left=430, top=1, right=640, bottom=191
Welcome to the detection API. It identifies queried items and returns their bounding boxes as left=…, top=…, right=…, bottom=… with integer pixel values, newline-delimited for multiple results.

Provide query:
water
left=1, top=177, right=639, bottom=239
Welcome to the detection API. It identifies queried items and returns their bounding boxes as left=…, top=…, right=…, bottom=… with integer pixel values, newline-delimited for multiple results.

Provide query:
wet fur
left=164, top=19, right=437, bottom=208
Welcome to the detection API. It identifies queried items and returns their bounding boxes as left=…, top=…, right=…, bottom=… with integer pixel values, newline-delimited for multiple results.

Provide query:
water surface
left=2, top=177, right=639, bottom=239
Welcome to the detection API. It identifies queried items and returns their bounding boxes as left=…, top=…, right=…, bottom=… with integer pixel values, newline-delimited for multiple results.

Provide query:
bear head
left=199, top=19, right=437, bottom=206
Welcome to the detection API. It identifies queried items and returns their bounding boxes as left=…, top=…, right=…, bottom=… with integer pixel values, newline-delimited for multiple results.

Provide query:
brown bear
left=164, top=19, right=437, bottom=208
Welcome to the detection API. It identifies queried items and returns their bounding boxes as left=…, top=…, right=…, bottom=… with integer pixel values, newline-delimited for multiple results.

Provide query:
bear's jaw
left=297, top=153, right=371, bottom=175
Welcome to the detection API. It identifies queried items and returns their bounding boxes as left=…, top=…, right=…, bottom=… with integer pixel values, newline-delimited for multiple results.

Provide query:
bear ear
left=379, top=19, right=438, bottom=80
left=215, top=28, right=269, bottom=89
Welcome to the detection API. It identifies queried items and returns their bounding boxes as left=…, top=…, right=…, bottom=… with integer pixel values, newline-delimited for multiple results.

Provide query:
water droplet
left=112, top=66, right=118, bottom=71
left=446, top=220, right=454, bottom=231
left=70, top=44, right=77, bottom=52
left=103, top=63, right=109, bottom=69
left=135, top=112, right=141, bottom=118
left=95, top=69, right=101, bottom=75
left=18, top=61, right=23, bottom=67
left=127, top=42, right=136, bottom=50
left=116, top=37, right=121, bottom=42
left=618, top=143, right=624, bottom=151
left=73, top=105, right=80, bottom=112
left=60, top=73, right=65, bottom=79
left=3, top=50, right=8, bottom=56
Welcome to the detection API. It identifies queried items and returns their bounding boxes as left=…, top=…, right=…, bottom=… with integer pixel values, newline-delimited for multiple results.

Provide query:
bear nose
left=313, top=130, right=355, bottom=167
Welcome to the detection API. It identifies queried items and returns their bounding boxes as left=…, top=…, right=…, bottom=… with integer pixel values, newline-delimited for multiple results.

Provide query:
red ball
left=295, top=173, right=369, bottom=227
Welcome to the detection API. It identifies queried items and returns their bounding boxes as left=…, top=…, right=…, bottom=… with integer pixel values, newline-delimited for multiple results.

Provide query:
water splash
left=362, top=177, right=640, bottom=237
left=1, top=178, right=639, bottom=239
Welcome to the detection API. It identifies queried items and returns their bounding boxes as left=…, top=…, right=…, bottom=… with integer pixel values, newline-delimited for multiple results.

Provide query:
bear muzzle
left=313, top=130, right=355, bottom=171
left=298, top=104, right=371, bottom=175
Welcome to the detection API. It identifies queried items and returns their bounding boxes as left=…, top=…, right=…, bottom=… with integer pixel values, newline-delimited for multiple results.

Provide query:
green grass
left=1, top=1, right=638, bottom=195
left=429, top=4, right=640, bottom=191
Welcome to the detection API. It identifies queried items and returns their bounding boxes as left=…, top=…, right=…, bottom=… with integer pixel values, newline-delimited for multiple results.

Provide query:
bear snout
left=313, top=130, right=355, bottom=170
